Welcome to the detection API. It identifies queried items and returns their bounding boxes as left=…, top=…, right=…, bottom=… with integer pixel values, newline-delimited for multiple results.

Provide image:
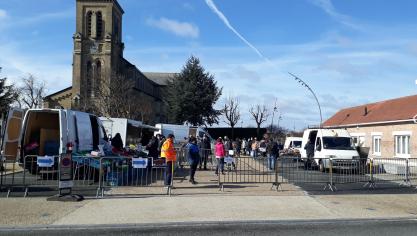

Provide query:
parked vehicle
left=100, top=117, right=158, bottom=147
left=1, top=108, right=108, bottom=168
left=300, top=128, right=360, bottom=172
left=283, top=137, right=303, bottom=156
left=154, top=124, right=211, bottom=145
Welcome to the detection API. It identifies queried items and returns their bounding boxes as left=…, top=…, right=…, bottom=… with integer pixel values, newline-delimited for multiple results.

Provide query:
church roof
left=44, top=86, right=72, bottom=99
left=143, top=72, right=177, bottom=86
left=76, top=0, right=124, bottom=14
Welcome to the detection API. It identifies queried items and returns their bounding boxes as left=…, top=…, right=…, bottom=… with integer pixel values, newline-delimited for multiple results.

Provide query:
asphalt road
left=1, top=218, right=417, bottom=236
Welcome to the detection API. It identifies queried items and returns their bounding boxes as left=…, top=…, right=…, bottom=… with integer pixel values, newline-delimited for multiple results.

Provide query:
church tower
left=72, top=0, right=124, bottom=109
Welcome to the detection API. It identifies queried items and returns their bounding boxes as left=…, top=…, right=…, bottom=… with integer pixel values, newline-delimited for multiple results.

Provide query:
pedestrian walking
left=161, top=134, right=177, bottom=187
left=266, top=138, right=279, bottom=170
left=186, top=136, right=200, bottom=184
left=214, top=137, right=225, bottom=175
left=251, top=137, right=259, bottom=159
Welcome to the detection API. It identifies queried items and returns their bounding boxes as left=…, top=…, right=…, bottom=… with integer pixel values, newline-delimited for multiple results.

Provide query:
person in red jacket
left=214, top=137, right=225, bottom=175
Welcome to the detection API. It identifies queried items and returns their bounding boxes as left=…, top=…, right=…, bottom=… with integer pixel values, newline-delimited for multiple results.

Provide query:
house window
left=395, top=135, right=410, bottom=156
left=372, top=136, right=381, bottom=156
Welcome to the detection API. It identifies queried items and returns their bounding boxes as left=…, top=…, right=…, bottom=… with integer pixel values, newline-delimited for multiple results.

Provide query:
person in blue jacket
left=186, top=136, right=200, bottom=185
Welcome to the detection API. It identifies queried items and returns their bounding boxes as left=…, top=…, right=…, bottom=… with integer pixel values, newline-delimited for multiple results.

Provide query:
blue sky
left=1, top=0, right=417, bottom=130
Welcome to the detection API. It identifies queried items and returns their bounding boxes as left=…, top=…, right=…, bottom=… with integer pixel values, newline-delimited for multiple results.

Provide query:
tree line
left=0, top=67, right=46, bottom=116
left=0, top=56, right=280, bottom=139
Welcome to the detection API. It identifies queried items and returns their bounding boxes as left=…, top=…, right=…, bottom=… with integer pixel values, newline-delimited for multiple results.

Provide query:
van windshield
left=292, top=141, right=302, bottom=148
left=322, top=137, right=355, bottom=150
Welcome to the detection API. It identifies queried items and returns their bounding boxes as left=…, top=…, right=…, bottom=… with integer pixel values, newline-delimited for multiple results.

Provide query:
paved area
left=3, top=219, right=417, bottom=236
left=0, top=198, right=87, bottom=226
left=1, top=155, right=417, bottom=228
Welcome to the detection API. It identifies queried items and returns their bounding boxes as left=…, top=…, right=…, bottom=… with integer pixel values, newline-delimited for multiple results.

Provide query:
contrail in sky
left=205, top=0, right=271, bottom=63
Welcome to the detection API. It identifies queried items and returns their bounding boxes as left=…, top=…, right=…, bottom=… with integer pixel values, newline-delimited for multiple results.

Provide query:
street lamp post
left=288, top=72, right=323, bottom=128
left=270, top=99, right=278, bottom=133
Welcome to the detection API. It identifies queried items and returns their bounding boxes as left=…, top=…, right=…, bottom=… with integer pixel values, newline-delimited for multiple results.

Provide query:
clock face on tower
left=90, top=42, right=99, bottom=54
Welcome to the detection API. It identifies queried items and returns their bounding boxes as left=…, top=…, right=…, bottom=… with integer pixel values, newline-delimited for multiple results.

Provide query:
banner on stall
left=37, top=156, right=55, bottom=167
left=132, top=158, right=148, bottom=168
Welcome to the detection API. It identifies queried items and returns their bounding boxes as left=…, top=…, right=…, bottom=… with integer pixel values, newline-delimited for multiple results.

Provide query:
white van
left=283, top=137, right=303, bottom=156
left=301, top=128, right=360, bottom=171
left=1, top=108, right=108, bottom=164
left=154, top=124, right=211, bottom=144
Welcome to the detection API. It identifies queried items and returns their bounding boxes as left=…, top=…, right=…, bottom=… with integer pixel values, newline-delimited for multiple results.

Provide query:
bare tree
left=18, top=74, right=46, bottom=109
left=249, top=104, right=269, bottom=139
left=223, top=95, right=240, bottom=139
left=88, top=73, right=154, bottom=122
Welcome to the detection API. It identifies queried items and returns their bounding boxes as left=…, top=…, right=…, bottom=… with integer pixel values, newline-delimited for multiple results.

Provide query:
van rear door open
left=1, top=108, right=25, bottom=161
left=59, top=110, right=68, bottom=153
left=74, top=111, right=93, bottom=151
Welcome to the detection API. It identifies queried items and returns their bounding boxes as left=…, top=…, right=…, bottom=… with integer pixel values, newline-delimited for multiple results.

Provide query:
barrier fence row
left=219, top=155, right=417, bottom=191
left=2, top=152, right=417, bottom=197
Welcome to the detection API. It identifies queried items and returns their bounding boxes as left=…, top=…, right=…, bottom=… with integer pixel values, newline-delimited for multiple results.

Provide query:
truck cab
left=301, top=128, right=360, bottom=171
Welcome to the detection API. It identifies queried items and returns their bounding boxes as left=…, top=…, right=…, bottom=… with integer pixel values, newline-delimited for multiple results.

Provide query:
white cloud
left=0, top=9, right=7, bottom=19
left=146, top=17, right=199, bottom=39
left=205, top=0, right=270, bottom=63
left=310, top=0, right=363, bottom=31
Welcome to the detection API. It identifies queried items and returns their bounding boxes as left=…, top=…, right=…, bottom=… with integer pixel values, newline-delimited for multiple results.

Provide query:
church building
left=44, top=0, right=174, bottom=124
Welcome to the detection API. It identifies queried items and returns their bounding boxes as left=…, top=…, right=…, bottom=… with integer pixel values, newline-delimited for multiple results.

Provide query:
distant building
left=43, top=0, right=175, bottom=124
left=323, top=94, right=417, bottom=159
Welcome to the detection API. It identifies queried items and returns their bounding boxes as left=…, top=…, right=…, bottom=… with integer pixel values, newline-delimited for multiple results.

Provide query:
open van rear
left=1, top=108, right=107, bottom=164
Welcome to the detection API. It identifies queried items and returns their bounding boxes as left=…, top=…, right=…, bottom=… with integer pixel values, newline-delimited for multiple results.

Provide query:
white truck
left=99, top=117, right=158, bottom=147
left=301, top=128, right=360, bottom=172
left=153, top=124, right=211, bottom=144
left=283, top=137, right=303, bottom=156
left=1, top=108, right=108, bottom=164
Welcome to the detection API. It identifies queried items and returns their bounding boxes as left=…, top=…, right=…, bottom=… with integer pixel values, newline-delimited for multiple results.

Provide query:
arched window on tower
left=86, top=61, right=92, bottom=98
left=96, top=11, right=103, bottom=39
left=86, top=11, right=92, bottom=37
left=95, top=60, right=102, bottom=94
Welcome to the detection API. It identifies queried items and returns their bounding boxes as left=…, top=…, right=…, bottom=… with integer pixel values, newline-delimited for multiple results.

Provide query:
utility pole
left=270, top=98, right=278, bottom=133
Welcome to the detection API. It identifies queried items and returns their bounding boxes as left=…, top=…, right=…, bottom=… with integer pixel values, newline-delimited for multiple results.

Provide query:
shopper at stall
left=215, top=137, right=225, bottom=175
left=186, top=136, right=200, bottom=184
left=111, top=133, right=124, bottom=153
left=199, top=134, right=211, bottom=170
left=161, top=134, right=177, bottom=187
left=146, top=135, right=159, bottom=159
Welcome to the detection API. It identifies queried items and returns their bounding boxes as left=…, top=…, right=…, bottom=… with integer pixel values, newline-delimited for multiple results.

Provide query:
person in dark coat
left=146, top=136, right=159, bottom=159
left=199, top=134, right=211, bottom=170
left=304, top=140, right=315, bottom=170
left=186, top=136, right=200, bottom=184
left=111, top=133, right=124, bottom=152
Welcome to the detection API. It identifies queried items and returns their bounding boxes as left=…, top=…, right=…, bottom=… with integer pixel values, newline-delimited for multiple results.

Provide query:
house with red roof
left=323, top=94, right=417, bottom=158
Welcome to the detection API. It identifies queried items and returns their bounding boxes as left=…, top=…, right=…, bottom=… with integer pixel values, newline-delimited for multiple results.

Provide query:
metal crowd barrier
left=218, top=155, right=280, bottom=191
left=176, top=147, right=216, bottom=170
left=96, top=156, right=168, bottom=198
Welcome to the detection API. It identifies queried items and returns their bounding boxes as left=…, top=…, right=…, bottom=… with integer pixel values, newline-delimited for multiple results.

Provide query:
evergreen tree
left=166, top=56, right=222, bottom=126
left=0, top=67, right=18, bottom=115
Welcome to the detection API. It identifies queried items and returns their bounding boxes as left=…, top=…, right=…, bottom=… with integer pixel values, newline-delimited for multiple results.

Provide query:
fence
left=3, top=153, right=417, bottom=197
left=218, top=153, right=280, bottom=191
left=217, top=154, right=417, bottom=192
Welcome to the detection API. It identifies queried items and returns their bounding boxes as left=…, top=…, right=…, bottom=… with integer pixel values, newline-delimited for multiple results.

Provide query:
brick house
left=323, top=94, right=417, bottom=159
